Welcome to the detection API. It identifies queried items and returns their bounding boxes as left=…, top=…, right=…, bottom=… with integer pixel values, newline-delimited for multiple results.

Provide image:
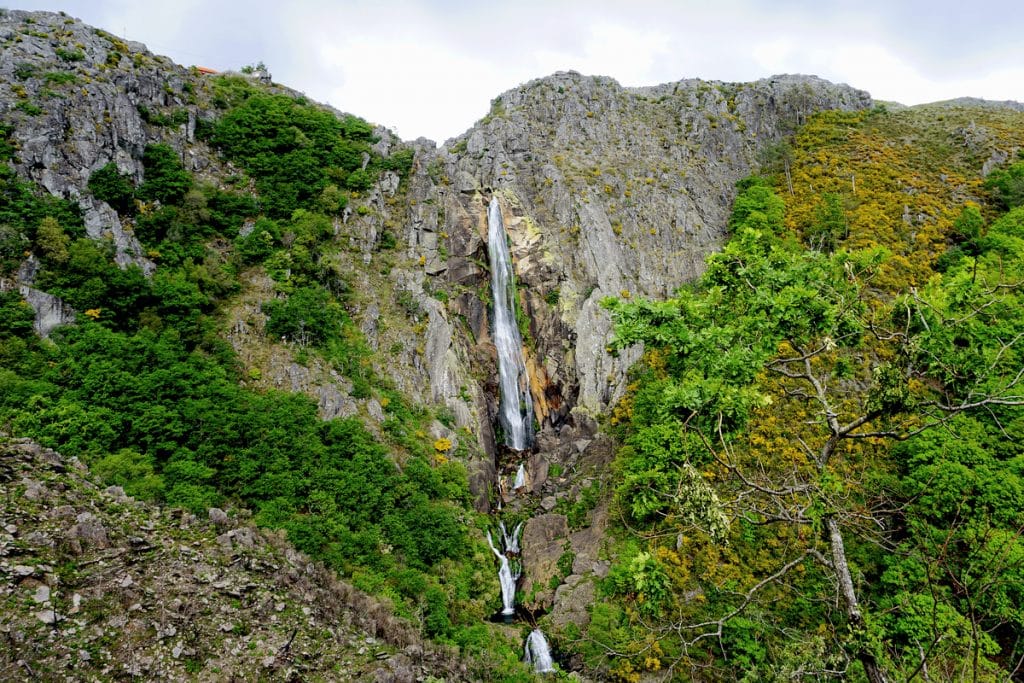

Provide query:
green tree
left=35, top=216, right=69, bottom=263
left=984, top=158, right=1024, bottom=209
left=138, top=144, right=192, bottom=204
left=93, top=447, right=165, bottom=500
left=604, top=180, right=1024, bottom=682
left=808, top=192, right=848, bottom=253
left=262, top=286, right=342, bottom=346
left=0, top=290, right=35, bottom=338
left=88, top=162, right=136, bottom=214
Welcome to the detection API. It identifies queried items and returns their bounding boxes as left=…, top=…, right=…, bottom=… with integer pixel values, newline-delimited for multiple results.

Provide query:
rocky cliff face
left=406, top=72, right=871, bottom=441
left=0, top=10, right=870, bottom=509
left=0, top=10, right=459, bottom=463
left=0, top=9, right=203, bottom=273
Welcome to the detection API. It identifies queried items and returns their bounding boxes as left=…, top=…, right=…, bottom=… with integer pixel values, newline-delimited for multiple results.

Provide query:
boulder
left=67, top=512, right=109, bottom=551
left=549, top=575, right=596, bottom=630
left=519, top=513, right=569, bottom=611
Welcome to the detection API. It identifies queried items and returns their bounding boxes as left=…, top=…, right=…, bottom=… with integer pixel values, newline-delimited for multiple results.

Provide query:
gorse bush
left=590, top=106, right=1024, bottom=680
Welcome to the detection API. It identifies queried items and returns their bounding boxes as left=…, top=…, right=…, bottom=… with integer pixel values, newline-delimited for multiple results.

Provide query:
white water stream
left=513, top=463, right=527, bottom=490
left=486, top=527, right=522, bottom=616
left=524, top=628, right=555, bottom=673
left=488, top=197, right=534, bottom=450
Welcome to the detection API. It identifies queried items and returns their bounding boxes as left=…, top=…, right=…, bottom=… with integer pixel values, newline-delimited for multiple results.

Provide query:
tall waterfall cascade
left=524, top=629, right=555, bottom=673
left=488, top=197, right=534, bottom=450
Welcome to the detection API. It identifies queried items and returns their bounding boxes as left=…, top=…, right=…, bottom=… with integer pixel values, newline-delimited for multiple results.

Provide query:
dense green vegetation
left=4, top=44, right=1023, bottom=681
left=0, top=72, right=541, bottom=677
left=985, top=152, right=1024, bottom=209
left=204, top=77, right=411, bottom=218
left=0, top=158, right=83, bottom=272
left=581, top=109, right=1024, bottom=681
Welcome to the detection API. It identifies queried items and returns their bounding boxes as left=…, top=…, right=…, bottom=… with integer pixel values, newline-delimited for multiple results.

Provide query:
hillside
left=0, top=7, right=1022, bottom=682
left=0, top=437, right=477, bottom=681
left=587, top=103, right=1024, bottom=681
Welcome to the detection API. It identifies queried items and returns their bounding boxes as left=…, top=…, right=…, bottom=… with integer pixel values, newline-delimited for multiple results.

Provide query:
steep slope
left=414, top=71, right=870, bottom=426
left=0, top=8, right=450, bottom=417
left=0, top=437, right=479, bottom=681
left=11, top=7, right=1011, bottom=682
left=0, top=9, right=517, bottom=674
left=569, top=101, right=1024, bottom=681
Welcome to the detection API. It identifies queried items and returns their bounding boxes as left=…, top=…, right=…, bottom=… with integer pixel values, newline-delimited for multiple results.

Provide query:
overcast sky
left=12, top=0, right=1024, bottom=142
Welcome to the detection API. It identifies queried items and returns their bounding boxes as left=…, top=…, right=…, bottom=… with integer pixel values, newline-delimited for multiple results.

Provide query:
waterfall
left=524, top=629, right=555, bottom=673
left=486, top=529, right=521, bottom=616
left=488, top=197, right=534, bottom=450
left=500, top=521, right=523, bottom=555
left=513, top=463, right=527, bottom=490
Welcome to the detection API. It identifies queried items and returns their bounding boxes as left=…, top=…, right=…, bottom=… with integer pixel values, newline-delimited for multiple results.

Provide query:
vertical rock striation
left=409, top=72, right=871, bottom=429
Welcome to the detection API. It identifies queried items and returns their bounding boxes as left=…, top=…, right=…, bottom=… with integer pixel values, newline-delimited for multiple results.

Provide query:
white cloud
left=532, top=22, right=672, bottom=86
left=316, top=33, right=502, bottom=142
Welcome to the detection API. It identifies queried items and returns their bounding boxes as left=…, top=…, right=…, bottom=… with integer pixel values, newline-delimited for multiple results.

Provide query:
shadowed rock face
left=407, top=71, right=871, bottom=427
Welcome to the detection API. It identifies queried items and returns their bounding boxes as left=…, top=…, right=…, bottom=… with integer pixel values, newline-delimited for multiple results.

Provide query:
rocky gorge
left=5, top=7, right=1020, bottom=681
left=0, top=8, right=872, bottom=675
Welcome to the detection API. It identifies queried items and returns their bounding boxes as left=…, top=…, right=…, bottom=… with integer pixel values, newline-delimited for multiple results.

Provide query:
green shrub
left=201, top=186, right=257, bottom=233
left=0, top=123, right=15, bottom=162
left=93, top=448, right=165, bottom=500
left=377, top=230, right=397, bottom=251
left=235, top=217, right=280, bottom=264
left=0, top=291, right=36, bottom=338
left=381, top=148, right=414, bottom=178
left=55, top=47, right=85, bottom=62
left=138, top=143, right=191, bottom=204
left=0, top=166, right=83, bottom=273
left=263, top=286, right=341, bottom=346
left=88, top=162, right=136, bottom=214
left=344, top=168, right=373, bottom=191
left=423, top=586, right=452, bottom=638
left=13, top=62, right=38, bottom=80
left=43, top=71, right=77, bottom=85
left=138, top=105, right=189, bottom=128
left=984, top=159, right=1024, bottom=209
left=14, top=101, right=42, bottom=116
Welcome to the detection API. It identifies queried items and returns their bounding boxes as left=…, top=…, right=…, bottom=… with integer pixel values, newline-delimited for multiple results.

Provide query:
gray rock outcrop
left=519, top=513, right=570, bottom=612
left=0, top=10, right=197, bottom=274
left=407, top=71, right=872, bottom=429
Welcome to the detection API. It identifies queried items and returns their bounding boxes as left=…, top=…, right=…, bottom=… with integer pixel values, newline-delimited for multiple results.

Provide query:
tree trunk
left=827, top=516, right=889, bottom=683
